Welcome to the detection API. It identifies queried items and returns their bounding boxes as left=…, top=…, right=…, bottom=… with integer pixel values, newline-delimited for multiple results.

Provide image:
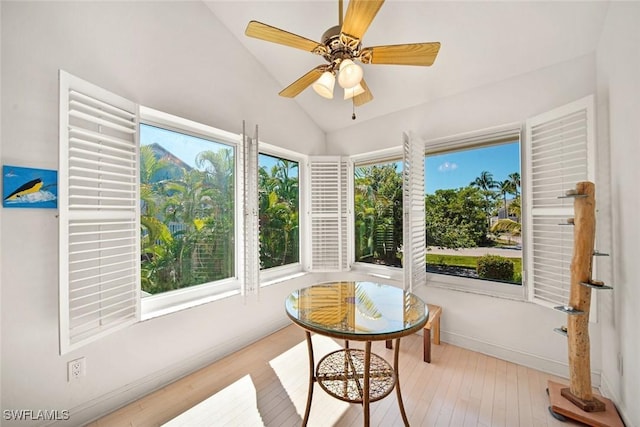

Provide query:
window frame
left=138, top=106, right=243, bottom=318
left=350, top=147, right=405, bottom=282
left=256, top=142, right=307, bottom=286
left=424, top=123, right=526, bottom=300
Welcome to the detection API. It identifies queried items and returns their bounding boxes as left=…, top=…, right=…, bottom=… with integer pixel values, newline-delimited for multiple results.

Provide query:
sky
left=141, top=123, right=518, bottom=192
left=140, top=123, right=298, bottom=177
left=140, top=124, right=224, bottom=171
left=425, top=141, right=520, bottom=194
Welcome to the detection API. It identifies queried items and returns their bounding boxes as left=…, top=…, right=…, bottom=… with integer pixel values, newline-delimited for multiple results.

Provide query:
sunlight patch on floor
left=162, top=375, right=263, bottom=427
left=269, top=335, right=351, bottom=426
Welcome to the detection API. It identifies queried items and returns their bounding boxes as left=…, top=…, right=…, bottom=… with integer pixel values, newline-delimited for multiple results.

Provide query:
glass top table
left=285, top=281, right=428, bottom=427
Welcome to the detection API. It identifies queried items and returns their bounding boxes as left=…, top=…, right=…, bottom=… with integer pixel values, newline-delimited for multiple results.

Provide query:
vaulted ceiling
left=205, top=1, right=609, bottom=133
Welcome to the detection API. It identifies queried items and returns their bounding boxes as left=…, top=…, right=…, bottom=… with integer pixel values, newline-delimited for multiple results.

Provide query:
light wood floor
left=89, top=325, right=585, bottom=427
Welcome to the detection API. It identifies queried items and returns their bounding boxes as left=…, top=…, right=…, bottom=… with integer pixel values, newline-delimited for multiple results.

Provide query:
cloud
left=438, top=161, right=458, bottom=172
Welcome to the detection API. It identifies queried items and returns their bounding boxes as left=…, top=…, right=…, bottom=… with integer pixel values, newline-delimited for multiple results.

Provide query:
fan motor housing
left=321, top=25, right=361, bottom=64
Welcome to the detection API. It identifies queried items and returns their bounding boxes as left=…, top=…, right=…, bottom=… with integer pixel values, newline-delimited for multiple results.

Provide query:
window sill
left=260, top=263, right=306, bottom=287
left=426, top=272, right=525, bottom=300
left=350, top=262, right=404, bottom=283
left=140, top=267, right=308, bottom=321
left=261, top=271, right=308, bottom=287
left=141, top=278, right=240, bottom=321
left=141, top=288, right=240, bottom=321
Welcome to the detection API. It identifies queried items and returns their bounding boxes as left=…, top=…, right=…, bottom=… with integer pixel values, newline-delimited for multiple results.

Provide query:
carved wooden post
left=547, top=181, right=623, bottom=426
left=561, top=181, right=605, bottom=412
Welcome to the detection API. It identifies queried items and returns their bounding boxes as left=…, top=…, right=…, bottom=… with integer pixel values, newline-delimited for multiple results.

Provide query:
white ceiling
left=205, top=1, right=609, bottom=134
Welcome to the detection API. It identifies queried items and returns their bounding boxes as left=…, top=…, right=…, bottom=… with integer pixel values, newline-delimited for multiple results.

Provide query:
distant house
left=496, top=199, right=519, bottom=220
left=146, top=142, right=192, bottom=182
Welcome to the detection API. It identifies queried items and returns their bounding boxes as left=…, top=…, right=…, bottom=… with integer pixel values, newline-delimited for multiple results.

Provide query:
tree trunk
left=561, top=181, right=605, bottom=412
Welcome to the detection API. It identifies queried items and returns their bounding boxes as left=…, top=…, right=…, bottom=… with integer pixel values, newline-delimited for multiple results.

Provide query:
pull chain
left=352, top=98, right=356, bottom=120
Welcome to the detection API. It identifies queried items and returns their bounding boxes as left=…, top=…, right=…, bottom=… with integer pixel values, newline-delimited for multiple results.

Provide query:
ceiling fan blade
left=353, top=79, right=373, bottom=106
left=245, top=21, right=324, bottom=54
left=341, top=0, right=385, bottom=40
left=279, top=66, right=329, bottom=98
left=361, top=42, right=441, bottom=66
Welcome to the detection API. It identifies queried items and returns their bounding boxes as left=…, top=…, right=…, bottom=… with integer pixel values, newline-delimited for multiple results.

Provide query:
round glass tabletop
left=285, top=281, right=428, bottom=340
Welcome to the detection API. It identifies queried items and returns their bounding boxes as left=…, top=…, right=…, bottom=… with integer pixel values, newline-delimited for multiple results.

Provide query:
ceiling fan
left=245, top=0, right=441, bottom=111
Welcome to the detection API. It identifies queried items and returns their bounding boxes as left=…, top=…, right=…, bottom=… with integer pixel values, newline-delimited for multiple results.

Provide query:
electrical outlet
left=68, top=357, right=85, bottom=381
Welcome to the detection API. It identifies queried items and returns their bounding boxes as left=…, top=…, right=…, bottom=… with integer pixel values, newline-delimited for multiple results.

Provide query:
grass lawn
left=427, top=253, right=522, bottom=273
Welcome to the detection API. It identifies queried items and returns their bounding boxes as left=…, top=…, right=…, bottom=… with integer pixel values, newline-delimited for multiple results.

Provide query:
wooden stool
left=386, top=304, right=442, bottom=363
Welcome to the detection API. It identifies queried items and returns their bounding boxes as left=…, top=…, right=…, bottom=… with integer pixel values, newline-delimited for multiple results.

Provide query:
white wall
left=0, top=2, right=325, bottom=426
left=327, top=53, right=597, bottom=153
left=596, top=3, right=640, bottom=426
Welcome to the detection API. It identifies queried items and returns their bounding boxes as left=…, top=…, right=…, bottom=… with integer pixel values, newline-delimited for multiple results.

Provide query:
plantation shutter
left=241, top=123, right=260, bottom=296
left=524, top=95, right=595, bottom=308
left=59, top=70, right=140, bottom=354
left=402, top=132, right=426, bottom=292
left=308, top=156, right=350, bottom=272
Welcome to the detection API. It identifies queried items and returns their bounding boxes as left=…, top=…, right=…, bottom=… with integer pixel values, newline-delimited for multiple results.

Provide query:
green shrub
left=513, top=271, right=522, bottom=284
left=477, top=255, right=514, bottom=281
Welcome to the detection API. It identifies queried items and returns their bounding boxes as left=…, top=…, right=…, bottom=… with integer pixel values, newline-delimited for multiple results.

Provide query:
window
left=424, top=97, right=595, bottom=304
left=353, top=159, right=403, bottom=268
left=420, top=125, right=524, bottom=298
left=59, top=71, right=245, bottom=352
left=425, top=141, right=523, bottom=287
left=139, top=123, right=235, bottom=296
left=59, top=72, right=312, bottom=353
left=258, top=153, right=300, bottom=269
left=138, top=109, right=243, bottom=314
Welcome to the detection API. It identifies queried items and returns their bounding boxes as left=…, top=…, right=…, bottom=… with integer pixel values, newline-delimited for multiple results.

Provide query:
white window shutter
left=241, top=123, right=259, bottom=296
left=59, top=70, right=140, bottom=354
left=403, top=132, right=426, bottom=292
left=524, top=95, right=595, bottom=308
left=340, top=159, right=352, bottom=270
left=308, top=156, right=350, bottom=272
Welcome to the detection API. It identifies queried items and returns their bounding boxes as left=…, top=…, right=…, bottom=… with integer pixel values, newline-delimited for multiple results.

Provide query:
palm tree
left=508, top=172, right=521, bottom=198
left=354, top=167, right=377, bottom=261
left=353, top=164, right=403, bottom=266
left=491, top=218, right=521, bottom=236
left=498, top=179, right=516, bottom=218
left=470, top=171, right=498, bottom=192
left=258, top=158, right=300, bottom=268
left=139, top=145, right=176, bottom=293
left=470, top=171, right=498, bottom=228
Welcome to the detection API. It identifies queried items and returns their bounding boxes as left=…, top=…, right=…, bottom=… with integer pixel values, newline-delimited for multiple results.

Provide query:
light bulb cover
left=344, top=83, right=366, bottom=100
left=338, top=59, right=363, bottom=89
left=312, top=71, right=335, bottom=99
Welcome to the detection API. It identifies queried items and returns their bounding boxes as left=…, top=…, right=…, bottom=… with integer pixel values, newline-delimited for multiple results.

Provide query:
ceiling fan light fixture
left=337, top=59, right=363, bottom=89
left=312, top=71, right=335, bottom=99
left=343, top=83, right=365, bottom=100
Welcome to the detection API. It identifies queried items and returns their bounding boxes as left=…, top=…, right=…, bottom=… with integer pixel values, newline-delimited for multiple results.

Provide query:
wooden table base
left=547, top=380, right=624, bottom=427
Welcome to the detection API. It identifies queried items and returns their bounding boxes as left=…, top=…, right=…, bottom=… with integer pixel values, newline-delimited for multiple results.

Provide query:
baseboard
left=49, top=318, right=290, bottom=427
left=441, top=330, right=601, bottom=387
left=600, top=373, right=634, bottom=427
